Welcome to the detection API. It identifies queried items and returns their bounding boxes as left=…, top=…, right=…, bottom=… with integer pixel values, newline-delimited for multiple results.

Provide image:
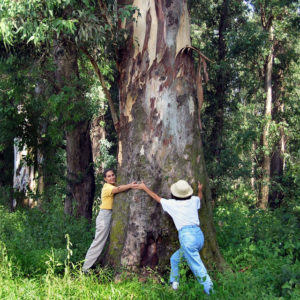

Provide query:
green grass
left=1, top=259, right=299, bottom=299
left=0, top=187, right=300, bottom=299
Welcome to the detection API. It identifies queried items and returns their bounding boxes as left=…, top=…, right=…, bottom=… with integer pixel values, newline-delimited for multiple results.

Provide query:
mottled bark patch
left=140, top=232, right=160, bottom=268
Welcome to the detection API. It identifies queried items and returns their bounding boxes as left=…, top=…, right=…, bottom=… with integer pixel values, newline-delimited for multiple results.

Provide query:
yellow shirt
left=100, top=183, right=115, bottom=210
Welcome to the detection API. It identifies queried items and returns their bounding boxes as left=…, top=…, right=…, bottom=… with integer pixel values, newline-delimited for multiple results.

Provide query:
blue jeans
left=170, top=225, right=213, bottom=294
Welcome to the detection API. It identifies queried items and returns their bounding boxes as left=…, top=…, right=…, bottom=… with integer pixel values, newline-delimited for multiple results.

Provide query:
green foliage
left=215, top=193, right=300, bottom=297
left=0, top=0, right=137, bottom=55
left=0, top=189, right=93, bottom=275
left=0, top=1, right=299, bottom=298
left=1, top=182, right=300, bottom=298
left=0, top=51, right=70, bottom=193
left=189, top=0, right=300, bottom=207
left=0, top=0, right=91, bottom=46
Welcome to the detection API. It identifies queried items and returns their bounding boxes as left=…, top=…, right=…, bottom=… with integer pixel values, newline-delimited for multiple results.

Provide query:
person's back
left=136, top=179, right=213, bottom=295
left=160, top=195, right=200, bottom=231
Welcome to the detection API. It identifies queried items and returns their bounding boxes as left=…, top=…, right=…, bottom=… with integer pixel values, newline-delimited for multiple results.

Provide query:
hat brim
left=170, top=184, right=193, bottom=199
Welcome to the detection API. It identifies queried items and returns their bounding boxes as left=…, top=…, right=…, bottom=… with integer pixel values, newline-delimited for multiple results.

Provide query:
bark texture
left=53, top=38, right=95, bottom=220
left=107, top=0, right=226, bottom=272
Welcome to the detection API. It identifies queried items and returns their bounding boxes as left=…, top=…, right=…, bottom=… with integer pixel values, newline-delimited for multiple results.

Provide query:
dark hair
left=103, top=169, right=115, bottom=178
left=171, top=194, right=192, bottom=201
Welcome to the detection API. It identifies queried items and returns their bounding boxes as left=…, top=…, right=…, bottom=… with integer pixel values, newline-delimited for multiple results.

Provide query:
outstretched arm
left=112, top=182, right=138, bottom=194
left=198, top=182, right=203, bottom=200
left=137, top=182, right=161, bottom=203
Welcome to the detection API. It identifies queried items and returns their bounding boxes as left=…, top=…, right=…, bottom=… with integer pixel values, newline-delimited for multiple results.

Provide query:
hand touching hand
left=130, top=181, right=139, bottom=189
left=136, top=181, right=147, bottom=190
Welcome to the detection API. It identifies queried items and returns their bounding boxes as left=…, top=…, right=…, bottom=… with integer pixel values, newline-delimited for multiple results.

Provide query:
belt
left=179, top=225, right=200, bottom=232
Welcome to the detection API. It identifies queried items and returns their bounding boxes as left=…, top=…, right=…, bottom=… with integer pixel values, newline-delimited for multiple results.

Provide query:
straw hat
left=170, top=180, right=193, bottom=198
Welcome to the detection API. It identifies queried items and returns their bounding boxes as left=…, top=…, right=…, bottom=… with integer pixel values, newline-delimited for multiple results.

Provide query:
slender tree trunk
left=91, top=115, right=106, bottom=176
left=269, top=69, right=285, bottom=207
left=251, top=103, right=259, bottom=198
left=0, top=141, right=13, bottom=209
left=251, top=141, right=257, bottom=188
left=53, top=38, right=95, bottom=220
left=210, top=0, right=230, bottom=159
left=269, top=130, right=285, bottom=207
left=35, top=83, right=45, bottom=200
left=106, top=0, right=227, bottom=272
left=258, top=25, right=274, bottom=209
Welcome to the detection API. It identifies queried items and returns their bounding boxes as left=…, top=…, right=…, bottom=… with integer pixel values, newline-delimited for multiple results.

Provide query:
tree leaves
left=0, top=0, right=137, bottom=53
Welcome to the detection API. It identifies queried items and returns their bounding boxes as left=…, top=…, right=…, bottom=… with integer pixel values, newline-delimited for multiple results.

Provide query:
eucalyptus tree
left=268, top=8, right=299, bottom=207
left=188, top=0, right=250, bottom=198
left=1, top=0, right=228, bottom=272
left=0, top=0, right=131, bottom=218
left=188, top=0, right=299, bottom=209
left=106, top=0, right=227, bottom=272
left=254, top=0, right=276, bottom=208
left=247, top=0, right=299, bottom=208
left=0, top=45, right=49, bottom=207
left=222, top=0, right=299, bottom=208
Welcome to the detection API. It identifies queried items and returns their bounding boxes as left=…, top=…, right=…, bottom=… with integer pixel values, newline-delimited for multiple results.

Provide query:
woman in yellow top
left=82, top=169, right=138, bottom=272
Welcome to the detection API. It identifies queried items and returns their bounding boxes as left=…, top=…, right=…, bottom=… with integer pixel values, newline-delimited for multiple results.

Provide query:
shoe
left=171, top=282, right=179, bottom=290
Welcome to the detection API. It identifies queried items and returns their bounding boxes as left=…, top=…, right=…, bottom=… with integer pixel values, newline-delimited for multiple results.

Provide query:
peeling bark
left=107, top=0, right=227, bottom=272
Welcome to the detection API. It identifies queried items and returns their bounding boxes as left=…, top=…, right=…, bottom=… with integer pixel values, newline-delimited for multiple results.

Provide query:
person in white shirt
left=136, top=180, right=213, bottom=295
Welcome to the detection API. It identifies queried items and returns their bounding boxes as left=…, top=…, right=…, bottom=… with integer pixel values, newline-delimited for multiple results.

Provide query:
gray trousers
left=82, top=209, right=112, bottom=272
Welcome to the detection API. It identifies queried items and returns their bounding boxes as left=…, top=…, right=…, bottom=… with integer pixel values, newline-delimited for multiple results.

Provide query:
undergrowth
left=0, top=186, right=299, bottom=299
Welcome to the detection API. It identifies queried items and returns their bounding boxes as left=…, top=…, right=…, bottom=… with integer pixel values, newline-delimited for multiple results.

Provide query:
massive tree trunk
left=258, top=25, right=274, bottom=209
left=53, top=39, right=95, bottom=220
left=107, top=0, right=226, bottom=272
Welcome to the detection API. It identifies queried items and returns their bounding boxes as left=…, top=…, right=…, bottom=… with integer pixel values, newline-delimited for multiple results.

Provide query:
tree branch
left=97, top=0, right=113, bottom=30
left=260, top=3, right=267, bottom=29
left=80, top=47, right=120, bottom=133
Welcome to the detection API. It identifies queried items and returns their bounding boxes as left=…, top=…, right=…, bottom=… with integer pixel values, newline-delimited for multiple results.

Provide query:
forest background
left=0, top=0, right=299, bottom=299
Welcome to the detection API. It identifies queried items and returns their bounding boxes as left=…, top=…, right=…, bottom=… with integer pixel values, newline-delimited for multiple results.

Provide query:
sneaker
left=171, top=282, right=179, bottom=290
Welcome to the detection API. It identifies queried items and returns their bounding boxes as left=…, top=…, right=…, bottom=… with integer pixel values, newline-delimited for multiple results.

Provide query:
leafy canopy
left=0, top=0, right=136, bottom=51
